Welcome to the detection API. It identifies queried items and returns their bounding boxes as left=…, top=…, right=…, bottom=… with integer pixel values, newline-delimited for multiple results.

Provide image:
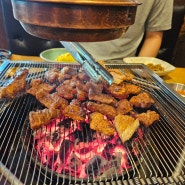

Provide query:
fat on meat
left=36, top=91, right=68, bottom=110
left=86, top=101, right=117, bottom=120
left=27, top=78, right=56, bottom=96
left=29, top=108, right=61, bottom=130
left=0, top=68, right=28, bottom=99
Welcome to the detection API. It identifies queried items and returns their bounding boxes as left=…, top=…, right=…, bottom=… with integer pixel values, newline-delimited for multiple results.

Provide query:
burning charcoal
left=59, top=139, right=74, bottom=164
left=85, top=155, right=108, bottom=176
left=51, top=131, right=61, bottom=142
left=78, top=122, right=95, bottom=142
left=109, top=152, right=122, bottom=169
left=58, top=118, right=73, bottom=129
left=71, top=129, right=83, bottom=143
left=102, top=143, right=115, bottom=160
left=68, top=153, right=82, bottom=172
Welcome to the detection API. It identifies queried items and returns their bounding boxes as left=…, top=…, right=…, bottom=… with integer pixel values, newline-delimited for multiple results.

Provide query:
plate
left=123, top=57, right=176, bottom=76
left=40, top=48, right=76, bottom=63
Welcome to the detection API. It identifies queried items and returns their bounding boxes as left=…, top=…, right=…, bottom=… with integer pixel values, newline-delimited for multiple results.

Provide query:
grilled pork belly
left=90, top=112, right=115, bottom=136
left=86, top=101, right=117, bottom=120
left=131, top=110, right=159, bottom=127
left=124, top=83, right=141, bottom=95
left=107, top=69, right=134, bottom=84
left=45, top=68, right=60, bottom=83
left=29, top=108, right=61, bottom=130
left=36, top=91, right=68, bottom=110
left=88, top=90, right=118, bottom=106
left=114, top=114, right=140, bottom=143
left=0, top=68, right=28, bottom=99
left=58, top=66, right=77, bottom=83
left=104, top=83, right=129, bottom=100
left=63, top=104, right=85, bottom=121
left=116, top=99, right=133, bottom=115
left=26, top=78, right=56, bottom=96
left=129, top=92, right=155, bottom=108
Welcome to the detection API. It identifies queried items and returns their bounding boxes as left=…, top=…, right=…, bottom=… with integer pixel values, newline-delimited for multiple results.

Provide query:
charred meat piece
left=63, top=104, right=85, bottom=121
left=26, top=78, right=56, bottom=96
left=36, top=91, right=68, bottom=110
left=45, top=68, right=60, bottom=83
left=131, top=110, right=160, bottom=127
left=58, top=66, right=77, bottom=83
left=114, top=114, right=140, bottom=143
left=89, top=112, right=115, bottom=136
left=129, top=92, right=155, bottom=109
left=0, top=68, right=28, bottom=99
left=104, top=83, right=129, bottom=100
left=116, top=99, right=133, bottom=115
left=86, top=101, right=117, bottom=120
left=29, top=108, right=61, bottom=130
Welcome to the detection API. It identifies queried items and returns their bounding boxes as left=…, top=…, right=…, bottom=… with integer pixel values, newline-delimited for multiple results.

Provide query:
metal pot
left=11, top=0, right=141, bottom=42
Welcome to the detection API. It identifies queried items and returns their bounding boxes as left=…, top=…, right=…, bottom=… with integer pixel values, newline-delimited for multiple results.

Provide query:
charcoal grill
left=0, top=60, right=185, bottom=185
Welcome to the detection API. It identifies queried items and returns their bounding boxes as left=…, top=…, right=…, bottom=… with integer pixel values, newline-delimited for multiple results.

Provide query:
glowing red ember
left=33, top=116, right=139, bottom=179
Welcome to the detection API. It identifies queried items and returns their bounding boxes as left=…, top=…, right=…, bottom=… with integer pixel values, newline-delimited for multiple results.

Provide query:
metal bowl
left=167, top=83, right=185, bottom=97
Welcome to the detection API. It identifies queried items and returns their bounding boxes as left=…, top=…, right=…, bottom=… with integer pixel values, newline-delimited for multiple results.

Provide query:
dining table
left=10, top=54, right=185, bottom=85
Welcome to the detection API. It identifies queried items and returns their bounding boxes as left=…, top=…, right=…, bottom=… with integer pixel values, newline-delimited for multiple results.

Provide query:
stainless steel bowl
left=168, top=83, right=185, bottom=97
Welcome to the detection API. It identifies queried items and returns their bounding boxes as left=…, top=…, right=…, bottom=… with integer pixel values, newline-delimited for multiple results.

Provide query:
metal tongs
left=61, top=41, right=113, bottom=85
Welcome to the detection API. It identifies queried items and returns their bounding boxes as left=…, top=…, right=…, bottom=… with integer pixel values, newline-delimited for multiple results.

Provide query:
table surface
left=10, top=54, right=185, bottom=84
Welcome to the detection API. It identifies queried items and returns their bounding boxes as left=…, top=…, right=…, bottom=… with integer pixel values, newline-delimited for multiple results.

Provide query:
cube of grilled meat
left=56, top=83, right=76, bottom=100
left=76, top=86, right=88, bottom=101
left=129, top=92, right=155, bottom=108
left=0, top=68, right=28, bottom=99
left=89, top=112, right=115, bottom=136
left=76, top=69, right=91, bottom=82
left=58, top=66, right=77, bottom=83
left=45, top=68, right=60, bottom=83
left=63, top=103, right=85, bottom=121
left=27, top=78, right=56, bottom=96
left=116, top=99, right=133, bottom=115
left=86, top=101, right=117, bottom=120
left=36, top=91, right=68, bottom=110
left=104, top=83, right=129, bottom=99
left=124, top=83, right=141, bottom=95
left=131, top=110, right=160, bottom=127
left=114, top=114, right=140, bottom=143
left=29, top=108, right=61, bottom=130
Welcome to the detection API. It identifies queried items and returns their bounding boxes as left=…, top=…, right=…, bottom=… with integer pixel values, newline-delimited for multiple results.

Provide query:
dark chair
left=1, top=0, right=62, bottom=56
left=157, top=4, right=185, bottom=67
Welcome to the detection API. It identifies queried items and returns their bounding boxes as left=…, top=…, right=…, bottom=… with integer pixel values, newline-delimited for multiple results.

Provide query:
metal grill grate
left=0, top=61, right=184, bottom=185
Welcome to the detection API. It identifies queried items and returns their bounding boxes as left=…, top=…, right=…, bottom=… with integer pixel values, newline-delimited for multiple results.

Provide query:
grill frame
left=0, top=60, right=184, bottom=185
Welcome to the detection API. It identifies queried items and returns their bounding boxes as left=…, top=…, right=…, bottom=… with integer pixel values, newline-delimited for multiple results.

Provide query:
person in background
left=80, top=0, right=174, bottom=62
